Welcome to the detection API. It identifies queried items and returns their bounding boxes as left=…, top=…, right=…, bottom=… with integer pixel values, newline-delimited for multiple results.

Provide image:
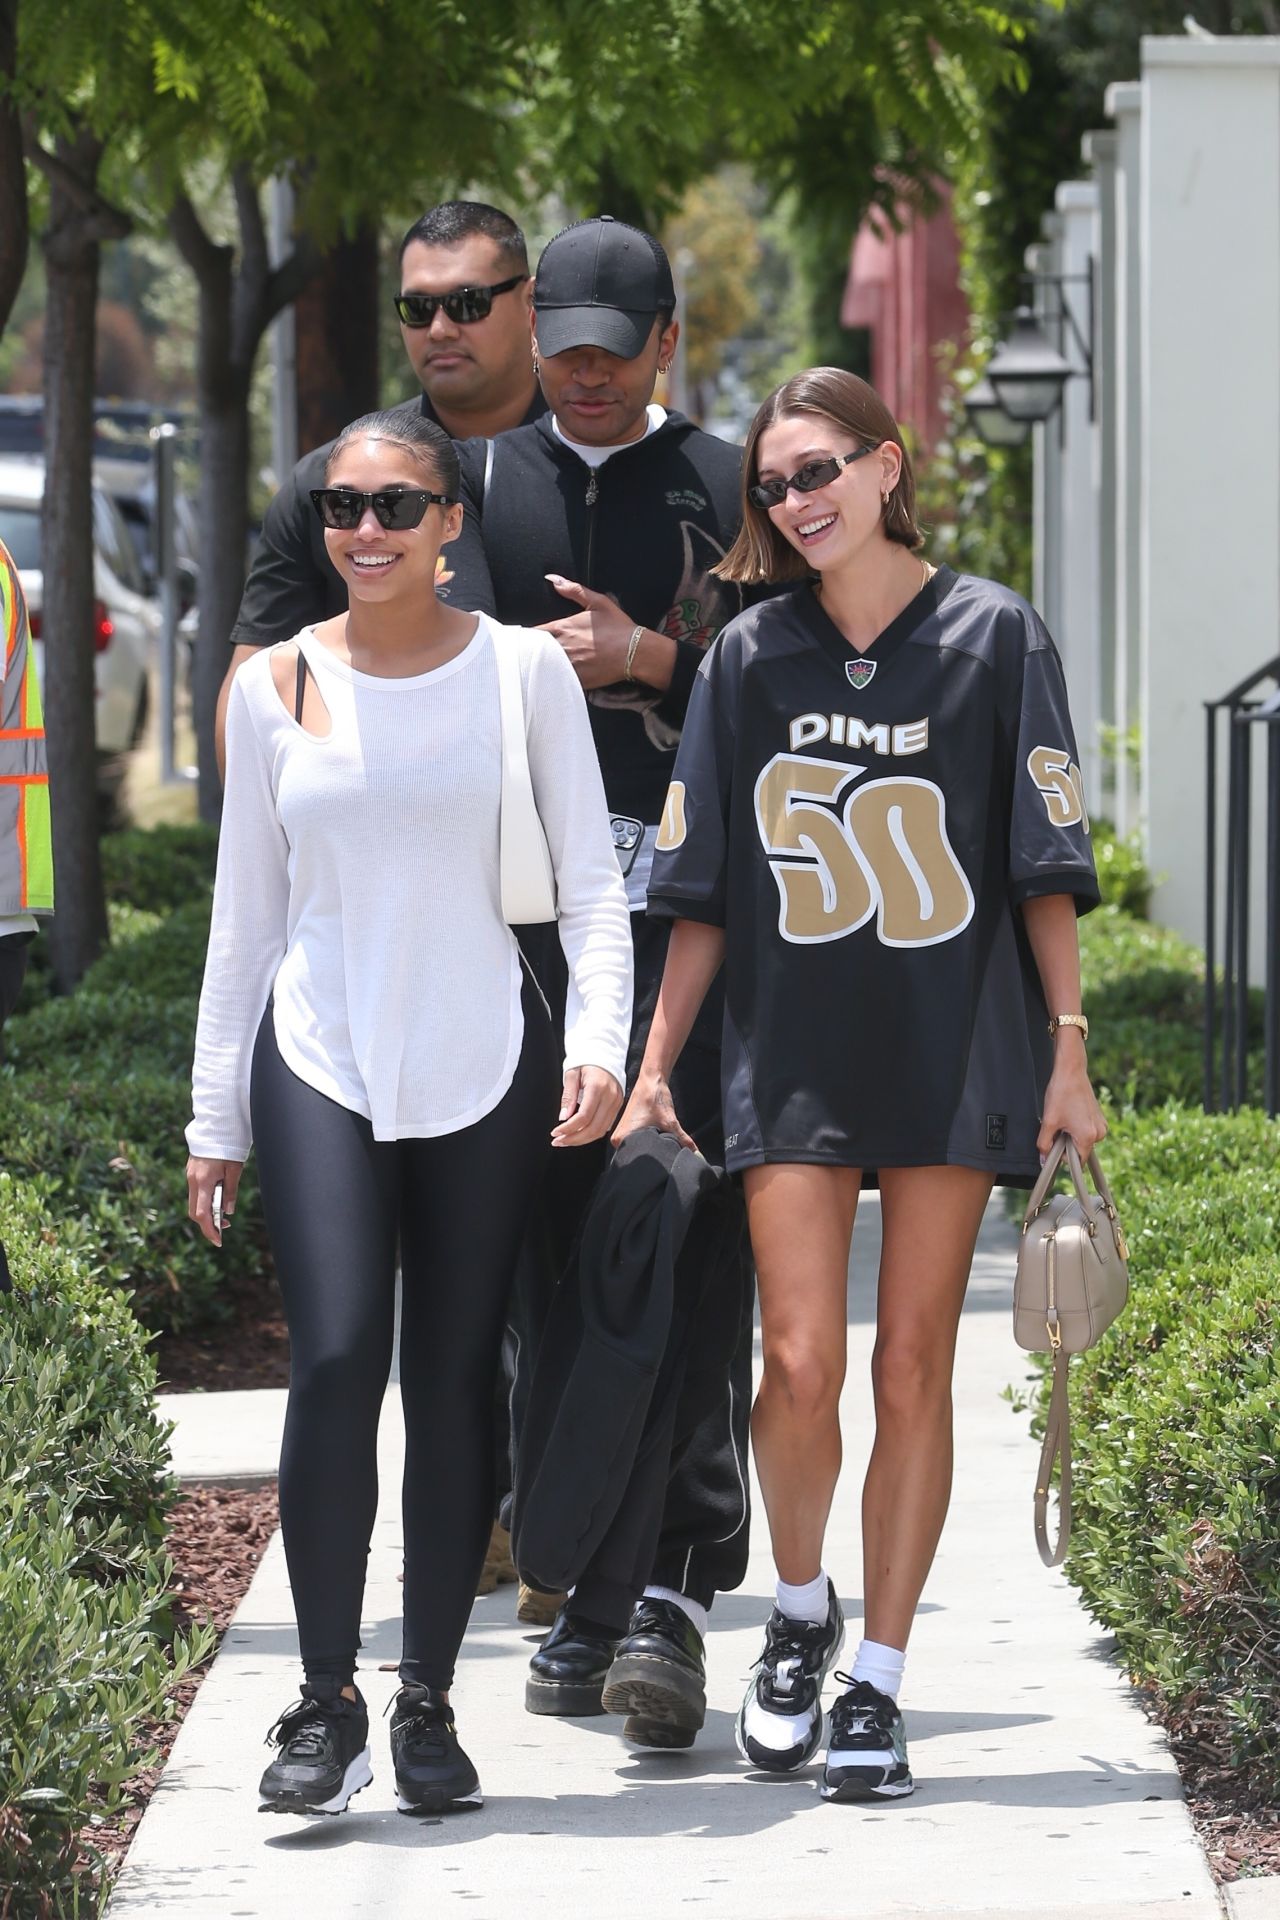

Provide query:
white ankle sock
left=847, top=1637, right=905, bottom=1702
left=643, top=1585, right=708, bottom=1641
left=774, top=1569, right=829, bottom=1627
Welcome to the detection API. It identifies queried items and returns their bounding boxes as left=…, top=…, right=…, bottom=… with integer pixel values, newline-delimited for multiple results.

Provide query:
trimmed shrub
left=1041, top=1104, right=1280, bottom=1796
left=100, top=823, right=217, bottom=914
left=0, top=1177, right=213, bottom=1916
left=1091, top=817, right=1153, bottom=919
left=2, top=899, right=270, bottom=1337
left=1080, top=905, right=1264, bottom=1109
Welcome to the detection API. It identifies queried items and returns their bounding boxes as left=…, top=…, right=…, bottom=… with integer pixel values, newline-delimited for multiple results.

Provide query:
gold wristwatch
left=1047, top=1013, right=1089, bottom=1041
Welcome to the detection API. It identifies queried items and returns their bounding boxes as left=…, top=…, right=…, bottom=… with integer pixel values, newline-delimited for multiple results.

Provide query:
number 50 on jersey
left=752, top=753, right=976, bottom=950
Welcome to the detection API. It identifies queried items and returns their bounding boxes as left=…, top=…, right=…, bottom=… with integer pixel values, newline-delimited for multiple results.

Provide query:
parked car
left=0, top=454, right=155, bottom=760
left=0, top=395, right=199, bottom=597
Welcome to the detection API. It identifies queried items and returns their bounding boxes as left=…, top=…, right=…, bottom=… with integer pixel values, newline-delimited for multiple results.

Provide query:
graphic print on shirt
left=590, top=520, right=739, bottom=752
left=753, top=752, right=975, bottom=948
left=1026, top=745, right=1090, bottom=833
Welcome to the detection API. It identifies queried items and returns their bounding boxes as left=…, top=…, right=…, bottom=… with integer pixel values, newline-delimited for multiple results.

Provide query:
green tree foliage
left=535, top=3, right=1026, bottom=366
left=9, top=0, right=1033, bottom=856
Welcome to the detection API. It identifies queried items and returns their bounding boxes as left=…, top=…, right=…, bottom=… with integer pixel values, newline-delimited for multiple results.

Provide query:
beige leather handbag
left=1014, top=1133, right=1129, bottom=1567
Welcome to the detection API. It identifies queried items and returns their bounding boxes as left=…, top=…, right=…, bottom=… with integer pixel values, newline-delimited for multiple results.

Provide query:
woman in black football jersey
left=614, top=367, right=1106, bottom=1804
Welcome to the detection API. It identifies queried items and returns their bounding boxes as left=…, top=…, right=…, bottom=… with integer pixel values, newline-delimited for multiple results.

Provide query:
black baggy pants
left=508, top=912, right=754, bottom=1629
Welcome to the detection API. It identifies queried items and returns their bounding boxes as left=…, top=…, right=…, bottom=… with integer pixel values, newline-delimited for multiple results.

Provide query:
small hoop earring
left=531, top=348, right=540, bottom=373
left=658, top=361, right=670, bottom=374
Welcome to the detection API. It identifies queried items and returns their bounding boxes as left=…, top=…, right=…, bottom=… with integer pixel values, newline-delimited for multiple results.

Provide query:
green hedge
left=0, top=1178, right=213, bottom=1917
left=17, top=826, right=217, bottom=1015
left=1090, top=818, right=1152, bottom=919
left=1080, top=904, right=1264, bottom=1109
left=3, top=835, right=269, bottom=1339
left=1047, top=1104, right=1280, bottom=1795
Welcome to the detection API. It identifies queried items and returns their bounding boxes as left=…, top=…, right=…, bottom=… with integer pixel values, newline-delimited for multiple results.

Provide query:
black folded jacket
left=511, top=1127, right=741, bottom=1593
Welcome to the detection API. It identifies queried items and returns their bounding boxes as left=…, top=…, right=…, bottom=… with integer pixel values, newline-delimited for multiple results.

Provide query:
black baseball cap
left=533, top=215, right=676, bottom=360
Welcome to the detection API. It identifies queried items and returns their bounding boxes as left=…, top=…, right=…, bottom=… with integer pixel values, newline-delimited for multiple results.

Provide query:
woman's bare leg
left=861, top=1165, right=993, bottom=1651
left=744, top=1162, right=862, bottom=1584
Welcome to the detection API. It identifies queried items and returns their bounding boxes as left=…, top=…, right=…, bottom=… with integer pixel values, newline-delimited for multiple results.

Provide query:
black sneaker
left=736, top=1580, right=845, bottom=1772
left=390, top=1684, right=483, bottom=1814
left=821, top=1675, right=914, bottom=1801
left=525, top=1610, right=618, bottom=1716
left=258, top=1682, right=372, bottom=1815
left=601, top=1597, right=707, bottom=1750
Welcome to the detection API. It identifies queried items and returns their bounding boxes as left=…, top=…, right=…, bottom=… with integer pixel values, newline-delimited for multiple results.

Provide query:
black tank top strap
left=294, top=645, right=310, bottom=724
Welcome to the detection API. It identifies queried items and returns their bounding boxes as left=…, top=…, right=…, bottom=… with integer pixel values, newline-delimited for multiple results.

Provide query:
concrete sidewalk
left=112, top=1195, right=1223, bottom=1920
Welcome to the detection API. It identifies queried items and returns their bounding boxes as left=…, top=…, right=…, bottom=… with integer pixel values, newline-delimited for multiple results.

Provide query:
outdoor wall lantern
left=982, top=260, right=1096, bottom=428
left=985, top=308, right=1074, bottom=423
left=962, top=373, right=1032, bottom=448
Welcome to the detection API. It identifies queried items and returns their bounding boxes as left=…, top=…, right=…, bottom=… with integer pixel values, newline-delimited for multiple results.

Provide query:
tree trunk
left=41, top=141, right=113, bottom=989
left=193, top=384, right=251, bottom=820
left=294, top=221, right=379, bottom=456
left=0, top=0, right=27, bottom=336
left=170, top=174, right=316, bottom=821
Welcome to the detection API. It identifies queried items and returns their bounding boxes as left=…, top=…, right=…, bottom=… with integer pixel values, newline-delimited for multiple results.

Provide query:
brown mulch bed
left=1169, top=1719, right=1280, bottom=1886
left=93, top=1482, right=280, bottom=1885
left=152, top=1265, right=290, bottom=1391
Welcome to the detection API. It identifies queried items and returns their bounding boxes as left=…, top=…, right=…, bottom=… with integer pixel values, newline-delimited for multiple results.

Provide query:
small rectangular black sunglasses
left=747, top=444, right=879, bottom=510
left=310, top=487, right=453, bottom=531
left=394, top=274, right=527, bottom=329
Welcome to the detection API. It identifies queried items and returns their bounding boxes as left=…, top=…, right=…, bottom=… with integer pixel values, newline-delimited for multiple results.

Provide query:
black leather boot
left=524, top=1610, right=619, bottom=1716
left=602, top=1596, right=707, bottom=1749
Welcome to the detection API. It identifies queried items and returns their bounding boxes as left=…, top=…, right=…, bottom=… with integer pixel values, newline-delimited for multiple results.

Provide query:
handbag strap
left=493, top=629, right=537, bottom=911
left=1024, top=1133, right=1124, bottom=1245
left=1034, top=1346, right=1073, bottom=1567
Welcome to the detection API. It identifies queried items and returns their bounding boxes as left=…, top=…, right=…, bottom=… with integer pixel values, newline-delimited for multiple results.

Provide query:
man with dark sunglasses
left=216, top=200, right=545, bottom=769
left=441, top=215, right=759, bottom=1756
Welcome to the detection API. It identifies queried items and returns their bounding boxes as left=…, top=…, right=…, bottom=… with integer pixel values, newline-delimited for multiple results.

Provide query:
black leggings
left=250, top=974, right=558, bottom=1690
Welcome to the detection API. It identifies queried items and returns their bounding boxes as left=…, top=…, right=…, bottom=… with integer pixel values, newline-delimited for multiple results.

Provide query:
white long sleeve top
left=187, top=616, right=633, bottom=1161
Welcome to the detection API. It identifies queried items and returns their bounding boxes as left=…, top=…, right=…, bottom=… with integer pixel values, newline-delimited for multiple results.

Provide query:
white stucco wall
left=1105, top=82, right=1145, bottom=838
left=1054, top=181, right=1104, bottom=813
left=1140, top=37, right=1280, bottom=974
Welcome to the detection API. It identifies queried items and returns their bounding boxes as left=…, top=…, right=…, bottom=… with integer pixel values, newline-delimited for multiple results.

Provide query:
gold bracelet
left=623, top=625, right=644, bottom=682
left=1047, top=1012, right=1089, bottom=1041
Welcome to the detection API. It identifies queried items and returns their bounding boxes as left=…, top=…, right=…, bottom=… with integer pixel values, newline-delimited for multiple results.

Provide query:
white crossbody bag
left=493, top=630, right=558, bottom=925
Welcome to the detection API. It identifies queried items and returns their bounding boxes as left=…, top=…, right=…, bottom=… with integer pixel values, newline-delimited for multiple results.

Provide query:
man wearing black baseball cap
left=531, top=213, right=675, bottom=362
left=443, top=215, right=758, bottom=1755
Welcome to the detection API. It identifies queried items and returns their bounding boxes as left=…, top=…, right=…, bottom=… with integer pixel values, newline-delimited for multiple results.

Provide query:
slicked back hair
left=398, top=201, right=529, bottom=276
left=325, top=410, right=460, bottom=502
left=716, top=368, right=922, bottom=586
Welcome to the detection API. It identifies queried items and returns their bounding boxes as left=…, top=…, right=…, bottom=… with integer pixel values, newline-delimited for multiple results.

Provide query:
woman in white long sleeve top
left=186, top=410, right=632, bottom=1819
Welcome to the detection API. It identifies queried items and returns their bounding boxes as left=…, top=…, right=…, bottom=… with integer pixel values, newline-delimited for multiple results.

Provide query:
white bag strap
left=493, top=632, right=556, bottom=922
left=483, top=436, right=496, bottom=508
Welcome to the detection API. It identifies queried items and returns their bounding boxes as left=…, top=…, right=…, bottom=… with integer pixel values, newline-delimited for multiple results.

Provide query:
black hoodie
left=442, top=410, right=748, bottom=824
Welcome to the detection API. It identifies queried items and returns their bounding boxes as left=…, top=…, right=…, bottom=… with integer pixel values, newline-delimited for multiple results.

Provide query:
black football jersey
left=646, top=567, right=1099, bottom=1183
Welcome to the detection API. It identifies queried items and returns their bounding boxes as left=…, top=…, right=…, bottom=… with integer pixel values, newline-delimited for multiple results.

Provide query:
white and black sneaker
left=821, top=1675, right=914, bottom=1801
left=258, top=1682, right=373, bottom=1815
left=390, top=1684, right=483, bottom=1815
left=736, top=1580, right=845, bottom=1772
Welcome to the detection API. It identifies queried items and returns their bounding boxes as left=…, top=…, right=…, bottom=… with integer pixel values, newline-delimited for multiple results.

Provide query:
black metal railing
left=1204, top=658, right=1280, bottom=1116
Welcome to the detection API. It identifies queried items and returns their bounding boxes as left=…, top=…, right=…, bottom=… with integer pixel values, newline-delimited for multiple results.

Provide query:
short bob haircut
left=716, top=368, right=923, bottom=586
